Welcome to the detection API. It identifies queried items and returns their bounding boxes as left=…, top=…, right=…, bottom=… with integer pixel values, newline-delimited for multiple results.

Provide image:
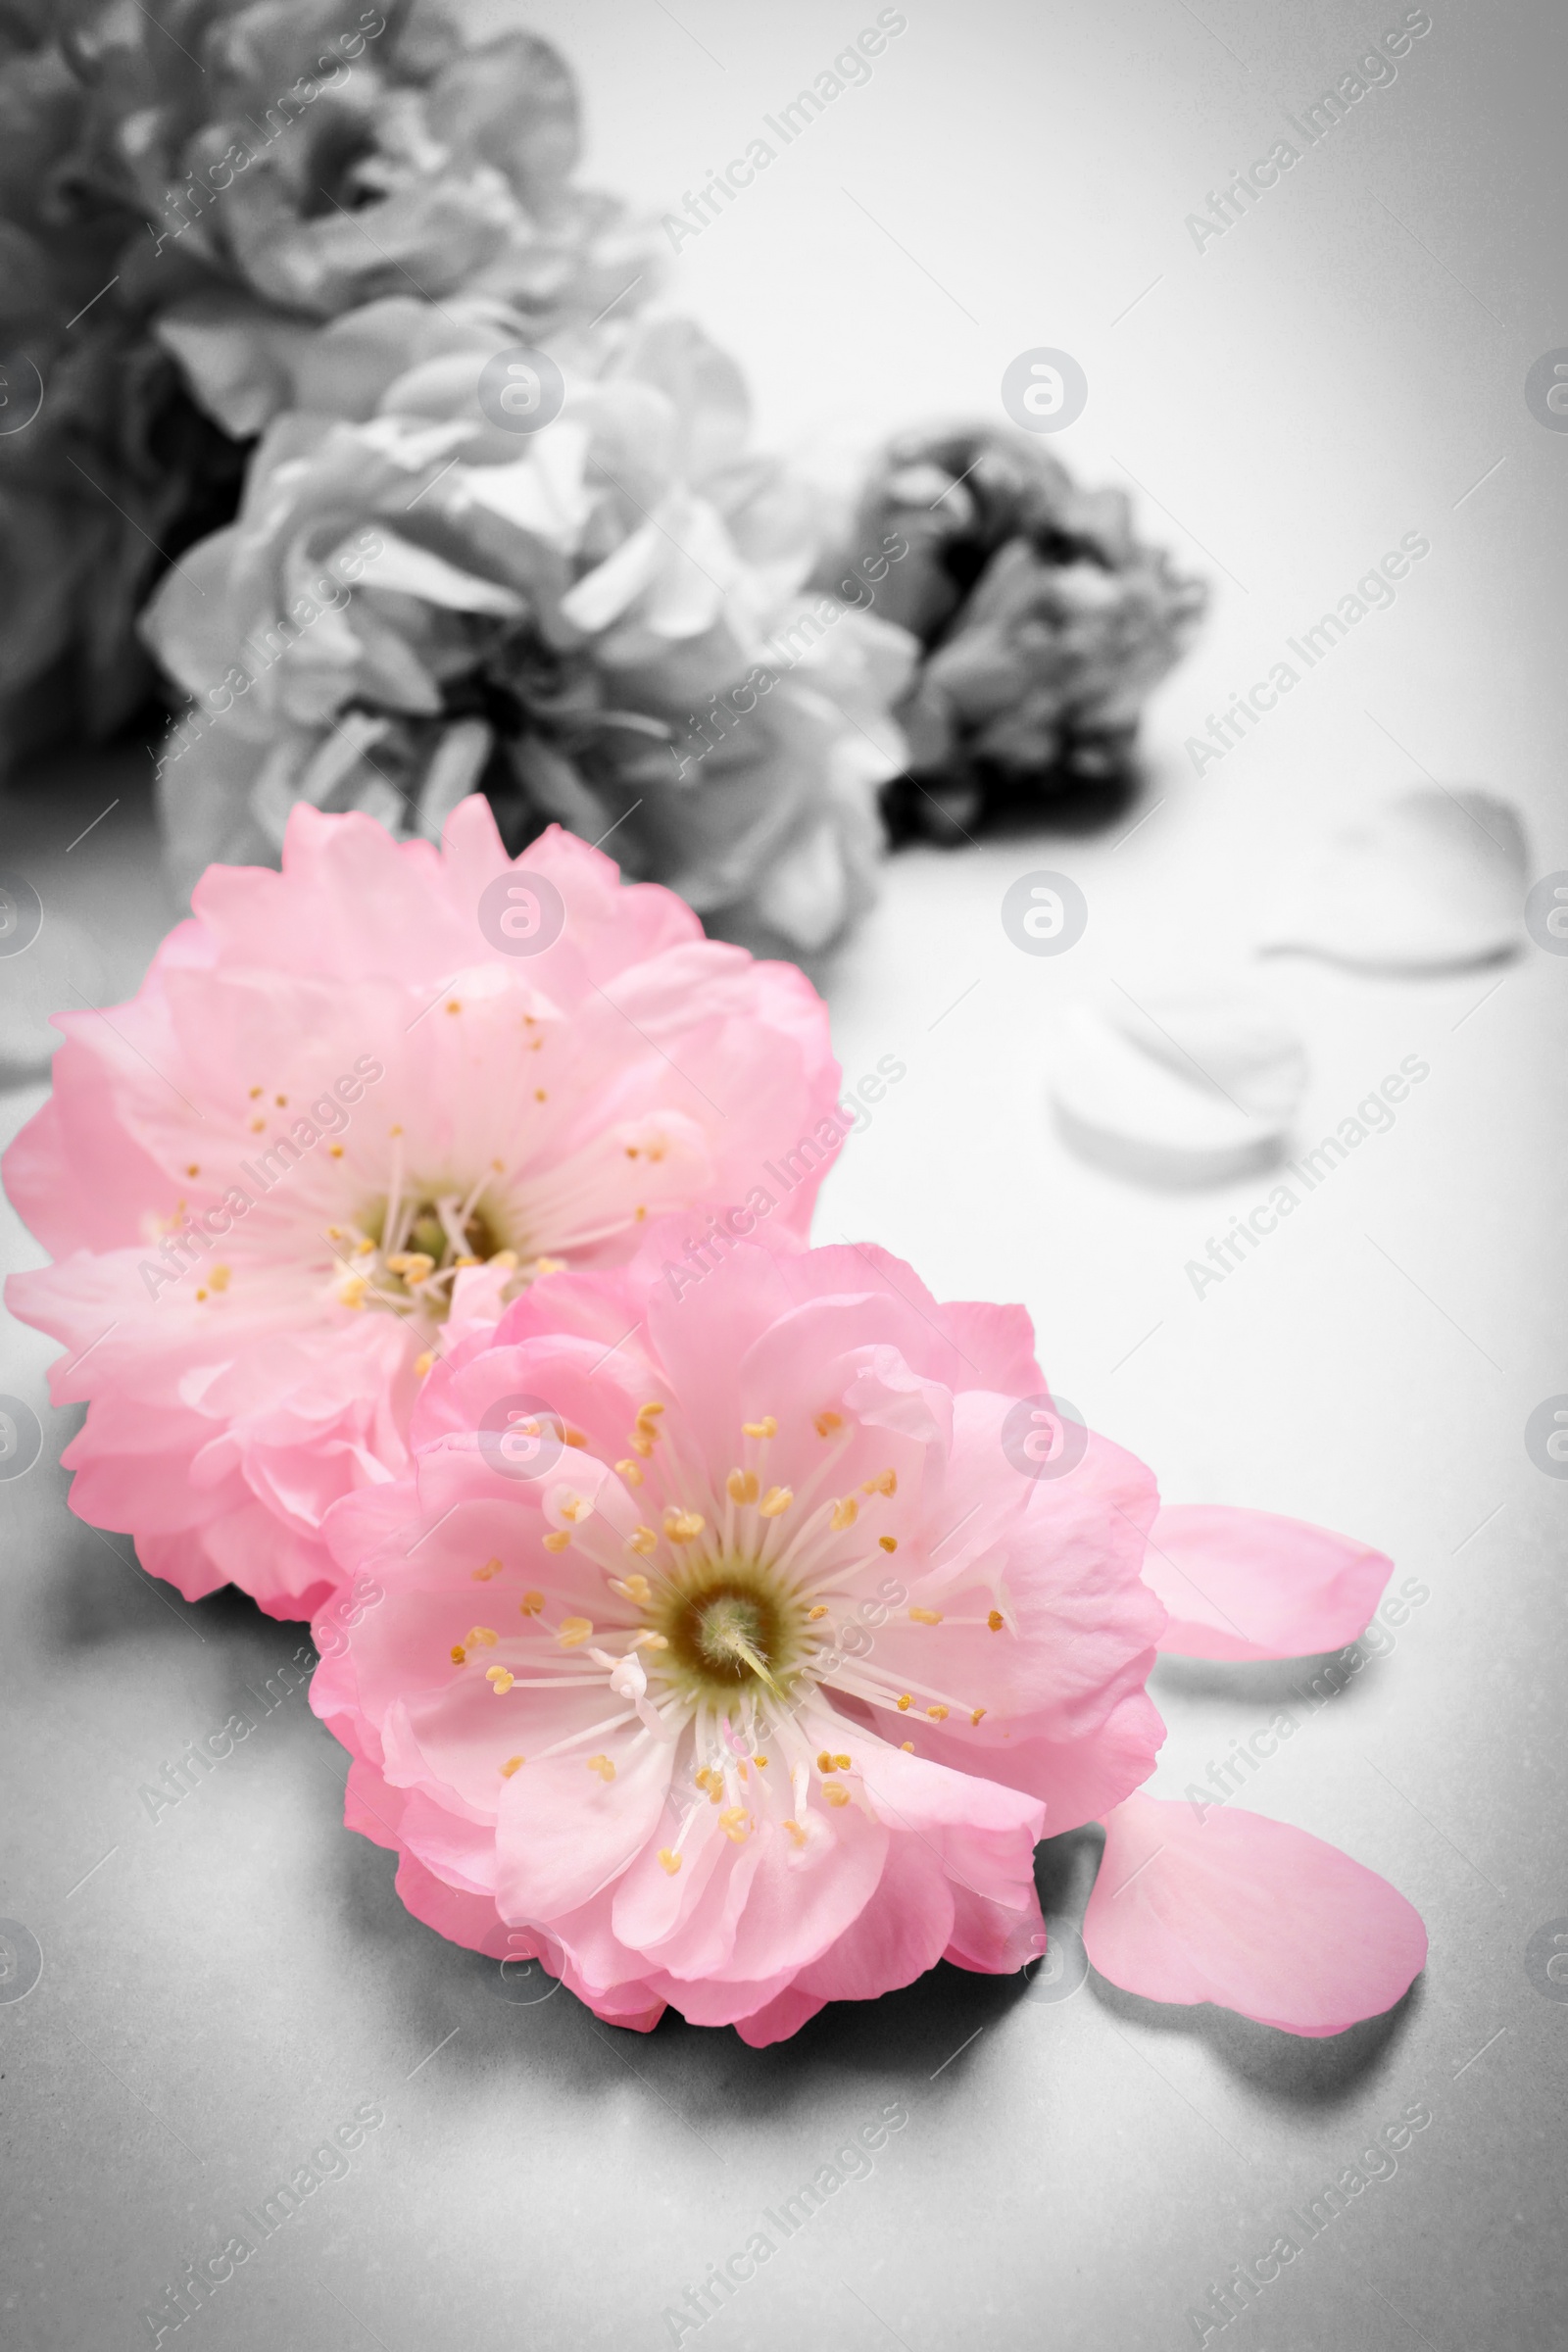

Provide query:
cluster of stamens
left=445, top=1396, right=1014, bottom=1879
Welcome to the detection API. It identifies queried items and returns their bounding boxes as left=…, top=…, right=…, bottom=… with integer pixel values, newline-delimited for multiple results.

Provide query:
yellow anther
left=415, top=1351, right=435, bottom=1377
left=758, top=1486, right=793, bottom=1518
left=901, top=1740, right=915, bottom=1753
left=784, top=1818, right=808, bottom=1848
left=694, top=1767, right=724, bottom=1802
left=248, top=1086, right=262, bottom=1099
left=822, top=1782, right=851, bottom=1808
left=658, top=1848, right=682, bottom=1876
left=615, top=1458, right=645, bottom=1486
left=450, top=1645, right=466, bottom=1666
left=564, top=1429, right=587, bottom=1448
left=830, top=1496, right=858, bottom=1532
left=814, top=1410, right=844, bottom=1437
left=455, top=1253, right=481, bottom=1268
left=195, top=1289, right=208, bottom=1302
left=663, top=1509, right=705, bottom=1544
left=718, top=1805, right=752, bottom=1843
left=742, top=1416, right=777, bottom=1439
left=633, top=1631, right=669, bottom=1650
left=336, top=1275, right=369, bottom=1309
left=557, top=1617, right=593, bottom=1648
left=446, top=1000, right=461, bottom=1015
left=908, top=1606, right=944, bottom=1626
left=629, top=1528, right=657, bottom=1555
left=487, top=1669, right=514, bottom=1694
left=472, top=1557, right=503, bottom=1581
left=519, top=1590, right=545, bottom=1616
left=354, top=1236, right=375, bottom=1255
left=466, top=1627, right=499, bottom=1648
left=879, top=1536, right=898, bottom=1553
left=531, top=1256, right=566, bottom=1275
left=637, top=1401, right=665, bottom=1422
left=489, top=1250, right=518, bottom=1271
left=559, top=1494, right=591, bottom=1524
left=587, top=1753, right=615, bottom=1783
left=386, top=1251, right=434, bottom=1285
left=834, top=1752, right=851, bottom=1771
left=543, top=1530, right=571, bottom=1554
left=753, top=1755, right=768, bottom=1770
left=815, top=1750, right=836, bottom=1773
left=501, top=1756, right=524, bottom=1777
left=926, top=1704, right=950, bottom=1721
left=897, top=1694, right=912, bottom=1711
left=612, top=1573, right=653, bottom=1605
left=808, top=1605, right=828, bottom=1621
left=862, top=1469, right=897, bottom=1496
left=987, top=1609, right=1005, bottom=1632
left=629, top=1433, right=654, bottom=1457
left=970, top=1707, right=988, bottom=1726
left=726, top=1468, right=759, bottom=1503
left=209, top=1265, right=229, bottom=1293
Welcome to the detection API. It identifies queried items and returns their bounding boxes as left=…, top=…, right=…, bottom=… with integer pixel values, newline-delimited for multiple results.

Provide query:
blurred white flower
left=144, top=316, right=913, bottom=954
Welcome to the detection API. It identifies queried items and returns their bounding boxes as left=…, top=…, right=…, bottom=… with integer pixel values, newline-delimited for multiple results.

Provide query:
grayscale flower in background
left=834, top=425, right=1208, bottom=841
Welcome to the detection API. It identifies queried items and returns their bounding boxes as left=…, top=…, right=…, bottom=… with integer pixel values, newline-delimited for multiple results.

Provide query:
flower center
left=656, top=1565, right=808, bottom=1699
left=330, top=1173, right=527, bottom=1322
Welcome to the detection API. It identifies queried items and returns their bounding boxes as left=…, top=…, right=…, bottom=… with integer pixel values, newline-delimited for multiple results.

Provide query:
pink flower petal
left=1083, top=1792, right=1427, bottom=2035
left=1145, top=1504, right=1393, bottom=1660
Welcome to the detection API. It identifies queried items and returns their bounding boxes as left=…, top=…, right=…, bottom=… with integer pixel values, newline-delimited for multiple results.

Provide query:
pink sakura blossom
left=309, top=1230, right=1426, bottom=2042
left=4, top=797, right=844, bottom=1620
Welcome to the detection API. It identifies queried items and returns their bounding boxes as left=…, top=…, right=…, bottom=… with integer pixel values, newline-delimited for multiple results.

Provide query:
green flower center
left=657, top=1568, right=809, bottom=1697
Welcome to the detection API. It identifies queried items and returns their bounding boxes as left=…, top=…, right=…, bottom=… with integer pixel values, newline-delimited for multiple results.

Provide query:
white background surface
left=2, top=1, right=1565, bottom=2346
